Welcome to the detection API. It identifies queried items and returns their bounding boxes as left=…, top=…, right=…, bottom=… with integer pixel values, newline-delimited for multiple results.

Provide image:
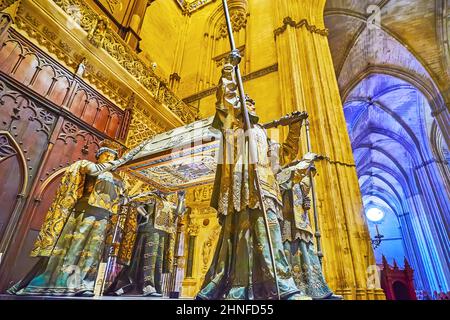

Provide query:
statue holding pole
left=277, top=151, right=343, bottom=300
left=195, top=0, right=309, bottom=300
left=7, top=140, right=143, bottom=296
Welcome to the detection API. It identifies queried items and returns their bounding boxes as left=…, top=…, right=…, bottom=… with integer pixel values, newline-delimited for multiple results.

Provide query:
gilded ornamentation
left=58, top=40, right=71, bottom=53
left=201, top=224, right=220, bottom=272
left=51, top=0, right=198, bottom=123
left=66, top=3, right=82, bottom=27
left=175, top=0, right=215, bottom=14
left=24, top=12, right=40, bottom=28
left=187, top=222, right=200, bottom=236
left=95, top=70, right=109, bottom=84
left=126, top=103, right=166, bottom=148
left=10, top=1, right=198, bottom=124
left=274, top=17, right=329, bottom=38
left=156, top=84, right=198, bottom=123
left=0, top=0, right=17, bottom=11
left=14, top=16, right=78, bottom=70
left=193, top=185, right=213, bottom=203
left=87, top=16, right=108, bottom=48
left=12, top=14, right=129, bottom=108
left=42, top=26, right=57, bottom=41
left=104, top=0, right=121, bottom=13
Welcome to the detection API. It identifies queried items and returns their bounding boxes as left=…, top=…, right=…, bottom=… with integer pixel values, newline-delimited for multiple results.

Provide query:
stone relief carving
left=201, top=224, right=220, bottom=272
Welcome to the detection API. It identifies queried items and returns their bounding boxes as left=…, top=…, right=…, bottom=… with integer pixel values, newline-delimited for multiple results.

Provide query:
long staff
left=305, top=120, right=323, bottom=264
left=221, top=0, right=280, bottom=299
left=169, top=191, right=186, bottom=298
left=100, top=202, right=127, bottom=295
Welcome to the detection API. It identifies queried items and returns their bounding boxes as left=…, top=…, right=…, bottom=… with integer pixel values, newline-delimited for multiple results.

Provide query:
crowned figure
left=8, top=140, right=142, bottom=296
left=277, top=153, right=342, bottom=300
left=196, top=52, right=308, bottom=300
left=107, top=191, right=185, bottom=297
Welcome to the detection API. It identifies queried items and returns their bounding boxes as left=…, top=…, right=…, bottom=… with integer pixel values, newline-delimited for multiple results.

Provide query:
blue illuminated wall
left=343, top=74, right=450, bottom=293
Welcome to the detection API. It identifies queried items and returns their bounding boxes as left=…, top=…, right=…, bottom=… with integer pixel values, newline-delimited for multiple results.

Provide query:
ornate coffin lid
left=123, top=117, right=221, bottom=192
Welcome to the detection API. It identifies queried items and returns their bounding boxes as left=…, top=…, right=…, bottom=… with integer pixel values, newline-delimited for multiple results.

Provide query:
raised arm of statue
left=81, top=143, right=145, bottom=177
left=269, top=120, right=303, bottom=174
left=268, top=111, right=307, bottom=174
left=279, top=120, right=302, bottom=166
left=81, top=159, right=123, bottom=176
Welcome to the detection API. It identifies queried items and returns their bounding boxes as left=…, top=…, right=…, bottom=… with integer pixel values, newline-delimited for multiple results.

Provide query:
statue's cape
left=31, top=160, right=87, bottom=257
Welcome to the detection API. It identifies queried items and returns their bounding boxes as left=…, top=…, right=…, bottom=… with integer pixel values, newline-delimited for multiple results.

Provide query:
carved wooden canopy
left=122, top=117, right=220, bottom=192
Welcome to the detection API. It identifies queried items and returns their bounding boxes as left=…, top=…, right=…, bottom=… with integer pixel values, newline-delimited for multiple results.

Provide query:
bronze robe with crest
left=9, top=159, right=136, bottom=296
left=277, top=153, right=334, bottom=299
left=198, top=65, right=303, bottom=300
left=107, top=195, right=178, bottom=296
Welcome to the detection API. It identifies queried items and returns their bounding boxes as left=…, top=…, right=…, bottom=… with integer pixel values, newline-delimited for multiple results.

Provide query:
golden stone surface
left=3, top=0, right=391, bottom=300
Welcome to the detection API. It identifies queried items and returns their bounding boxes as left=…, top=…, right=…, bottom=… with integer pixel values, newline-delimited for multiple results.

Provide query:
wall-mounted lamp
left=366, top=207, right=385, bottom=249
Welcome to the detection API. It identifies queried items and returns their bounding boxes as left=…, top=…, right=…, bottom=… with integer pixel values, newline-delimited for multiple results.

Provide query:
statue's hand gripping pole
left=222, top=0, right=281, bottom=300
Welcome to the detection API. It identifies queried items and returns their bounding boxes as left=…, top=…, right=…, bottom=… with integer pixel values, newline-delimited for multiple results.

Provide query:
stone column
left=273, top=0, right=385, bottom=300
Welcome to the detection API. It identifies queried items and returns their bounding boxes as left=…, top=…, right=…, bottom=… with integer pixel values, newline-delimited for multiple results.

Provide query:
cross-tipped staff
left=221, top=0, right=280, bottom=299
left=169, top=191, right=186, bottom=299
left=305, top=120, right=324, bottom=265
left=99, top=197, right=128, bottom=296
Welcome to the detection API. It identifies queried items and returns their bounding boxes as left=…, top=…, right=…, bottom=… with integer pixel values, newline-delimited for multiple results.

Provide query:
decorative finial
left=382, top=255, right=388, bottom=267
left=2, top=0, right=21, bottom=20
left=404, top=257, right=411, bottom=270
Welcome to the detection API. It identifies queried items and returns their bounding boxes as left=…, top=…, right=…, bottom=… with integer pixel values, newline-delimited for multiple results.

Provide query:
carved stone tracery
left=175, top=0, right=215, bottom=14
left=216, top=10, right=247, bottom=39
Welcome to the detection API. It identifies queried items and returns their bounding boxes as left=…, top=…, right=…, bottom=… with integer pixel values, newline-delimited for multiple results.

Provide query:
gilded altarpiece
left=181, top=184, right=220, bottom=298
